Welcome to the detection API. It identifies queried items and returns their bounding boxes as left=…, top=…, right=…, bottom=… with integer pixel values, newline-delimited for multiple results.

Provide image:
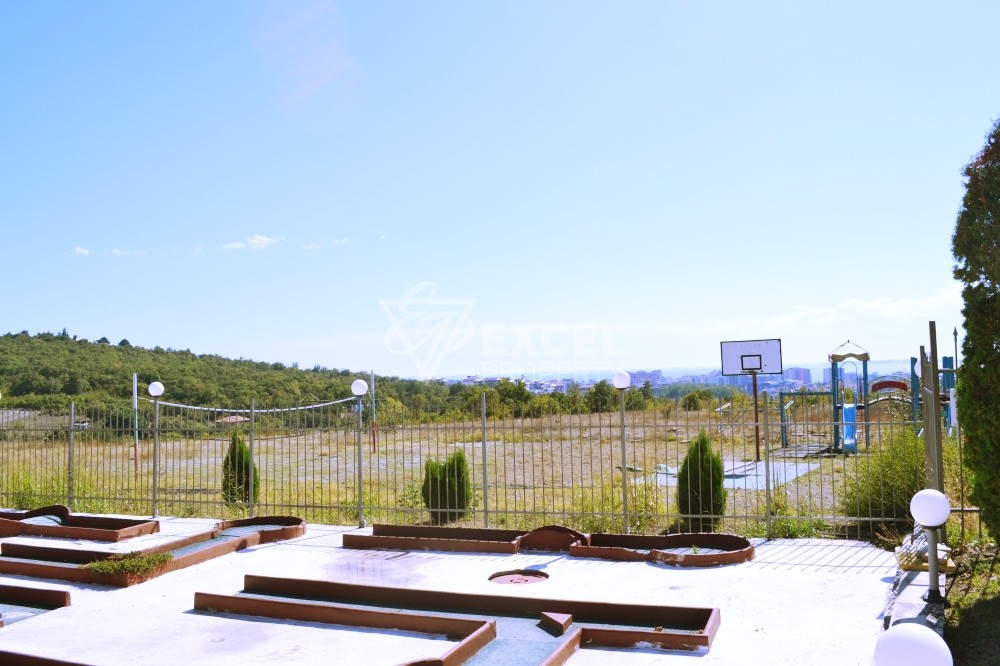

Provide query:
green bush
left=676, top=429, right=727, bottom=532
left=421, top=449, right=471, bottom=524
left=838, top=429, right=925, bottom=526
left=953, top=116, right=1000, bottom=539
left=222, top=431, right=259, bottom=506
left=565, top=480, right=662, bottom=534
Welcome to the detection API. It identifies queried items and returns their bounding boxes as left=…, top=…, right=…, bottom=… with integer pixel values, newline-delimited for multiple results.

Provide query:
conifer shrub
left=222, top=431, right=259, bottom=506
left=676, top=429, right=727, bottom=532
left=421, top=449, right=471, bottom=524
left=952, top=116, right=1000, bottom=540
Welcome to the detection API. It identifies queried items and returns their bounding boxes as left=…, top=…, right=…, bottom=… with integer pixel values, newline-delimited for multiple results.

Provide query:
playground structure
left=778, top=341, right=956, bottom=454
left=829, top=341, right=869, bottom=453
left=778, top=342, right=877, bottom=453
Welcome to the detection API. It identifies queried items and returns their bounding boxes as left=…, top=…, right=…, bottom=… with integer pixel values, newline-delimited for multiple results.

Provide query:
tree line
left=0, top=330, right=740, bottom=417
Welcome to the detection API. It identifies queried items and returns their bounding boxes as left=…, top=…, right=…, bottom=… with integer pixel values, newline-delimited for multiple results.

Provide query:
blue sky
left=3, top=2, right=997, bottom=381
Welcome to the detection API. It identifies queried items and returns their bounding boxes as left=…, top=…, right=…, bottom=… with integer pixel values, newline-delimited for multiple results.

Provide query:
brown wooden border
left=0, top=583, right=73, bottom=629
left=343, top=523, right=523, bottom=554
left=0, top=505, right=159, bottom=542
left=194, top=591, right=497, bottom=666
left=0, top=652, right=87, bottom=666
left=0, top=517, right=306, bottom=587
left=348, top=524, right=753, bottom=568
left=0, top=583, right=71, bottom=610
left=574, top=532, right=755, bottom=567
left=243, top=576, right=719, bottom=647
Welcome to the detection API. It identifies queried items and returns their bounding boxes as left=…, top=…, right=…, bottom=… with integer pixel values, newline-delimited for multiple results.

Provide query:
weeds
left=82, top=552, right=173, bottom=577
left=563, top=479, right=663, bottom=534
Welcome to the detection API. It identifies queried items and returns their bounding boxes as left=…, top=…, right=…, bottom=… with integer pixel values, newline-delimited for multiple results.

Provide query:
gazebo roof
left=829, top=339, right=870, bottom=363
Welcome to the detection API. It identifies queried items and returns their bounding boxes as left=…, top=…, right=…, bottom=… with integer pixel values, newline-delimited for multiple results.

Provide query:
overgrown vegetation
left=81, top=552, right=173, bottom=577
left=952, top=116, right=1000, bottom=540
left=222, top=431, right=259, bottom=506
left=838, top=429, right=926, bottom=530
left=564, top=480, right=662, bottom=534
left=946, top=540, right=1000, bottom=665
left=676, top=430, right=726, bottom=532
left=746, top=491, right=830, bottom=539
left=421, top=449, right=472, bottom=524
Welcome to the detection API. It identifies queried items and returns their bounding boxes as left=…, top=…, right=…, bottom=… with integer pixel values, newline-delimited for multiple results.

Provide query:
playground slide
left=842, top=403, right=857, bottom=453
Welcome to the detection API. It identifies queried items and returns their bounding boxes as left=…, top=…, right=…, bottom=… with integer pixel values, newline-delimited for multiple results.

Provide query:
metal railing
left=0, top=392, right=979, bottom=539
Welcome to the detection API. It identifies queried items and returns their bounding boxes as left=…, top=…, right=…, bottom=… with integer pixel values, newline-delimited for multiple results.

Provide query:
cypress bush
left=676, top=429, right=727, bottom=532
left=421, top=449, right=471, bottom=524
left=952, top=116, right=1000, bottom=539
left=222, top=431, right=259, bottom=506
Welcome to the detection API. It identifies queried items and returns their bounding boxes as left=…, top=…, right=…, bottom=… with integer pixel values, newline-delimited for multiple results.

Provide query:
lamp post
left=612, top=371, right=631, bottom=534
left=351, top=379, right=369, bottom=528
left=874, top=622, right=952, bottom=666
left=148, top=381, right=164, bottom=518
left=910, top=488, right=951, bottom=604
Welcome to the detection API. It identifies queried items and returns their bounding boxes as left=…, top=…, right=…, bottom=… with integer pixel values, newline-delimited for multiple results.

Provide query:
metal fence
left=0, top=389, right=977, bottom=540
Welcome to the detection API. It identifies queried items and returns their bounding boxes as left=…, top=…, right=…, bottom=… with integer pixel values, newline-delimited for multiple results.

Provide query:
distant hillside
left=0, top=330, right=455, bottom=412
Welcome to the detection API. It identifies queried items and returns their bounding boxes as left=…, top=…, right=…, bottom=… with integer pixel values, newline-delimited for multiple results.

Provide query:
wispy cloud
left=622, top=286, right=963, bottom=339
left=300, top=237, right=348, bottom=250
left=758, top=285, right=962, bottom=329
left=222, top=234, right=285, bottom=251
left=70, top=246, right=90, bottom=256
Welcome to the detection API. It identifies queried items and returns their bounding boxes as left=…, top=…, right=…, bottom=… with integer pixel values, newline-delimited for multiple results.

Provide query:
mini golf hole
left=488, top=569, right=549, bottom=585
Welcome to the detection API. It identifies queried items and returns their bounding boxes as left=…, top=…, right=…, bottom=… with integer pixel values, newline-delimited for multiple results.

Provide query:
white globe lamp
left=874, top=622, right=952, bottom=666
left=910, top=489, right=951, bottom=528
left=147, top=381, right=164, bottom=398
left=351, top=379, right=369, bottom=397
left=910, top=488, right=951, bottom=604
left=612, top=371, right=631, bottom=390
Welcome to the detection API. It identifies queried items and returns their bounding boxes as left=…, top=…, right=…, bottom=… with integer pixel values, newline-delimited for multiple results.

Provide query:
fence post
left=351, top=380, right=368, bottom=528
left=763, top=391, right=772, bottom=540
left=152, top=394, right=161, bottom=518
left=619, top=387, right=630, bottom=534
left=481, top=391, right=489, bottom=528
left=68, top=402, right=75, bottom=509
left=249, top=400, right=256, bottom=518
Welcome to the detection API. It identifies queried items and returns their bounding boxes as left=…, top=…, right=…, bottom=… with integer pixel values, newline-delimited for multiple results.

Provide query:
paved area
left=0, top=517, right=900, bottom=665
left=654, top=460, right=820, bottom=490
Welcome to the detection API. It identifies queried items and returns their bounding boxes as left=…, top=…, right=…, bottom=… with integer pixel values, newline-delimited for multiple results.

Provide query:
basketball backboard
left=720, top=339, right=783, bottom=376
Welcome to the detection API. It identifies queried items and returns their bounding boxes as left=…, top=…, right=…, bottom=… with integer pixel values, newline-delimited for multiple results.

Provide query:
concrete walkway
left=0, top=518, right=900, bottom=665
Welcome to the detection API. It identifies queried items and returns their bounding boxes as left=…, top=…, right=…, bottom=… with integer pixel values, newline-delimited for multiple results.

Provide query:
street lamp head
left=147, top=381, right=164, bottom=398
left=873, top=621, right=952, bottom=666
left=351, top=379, right=369, bottom=397
left=910, top=488, right=951, bottom=529
left=612, top=371, right=631, bottom=390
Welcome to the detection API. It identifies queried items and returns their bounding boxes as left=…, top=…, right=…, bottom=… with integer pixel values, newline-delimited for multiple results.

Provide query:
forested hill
left=0, top=331, right=731, bottom=415
left=0, top=330, right=458, bottom=412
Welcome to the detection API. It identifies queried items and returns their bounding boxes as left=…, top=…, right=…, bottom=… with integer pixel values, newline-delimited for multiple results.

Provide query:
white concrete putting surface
left=0, top=518, right=897, bottom=665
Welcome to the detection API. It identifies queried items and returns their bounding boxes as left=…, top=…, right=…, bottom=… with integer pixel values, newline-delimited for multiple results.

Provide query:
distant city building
left=822, top=367, right=859, bottom=388
left=721, top=373, right=753, bottom=391
left=627, top=370, right=663, bottom=388
left=783, top=367, right=811, bottom=384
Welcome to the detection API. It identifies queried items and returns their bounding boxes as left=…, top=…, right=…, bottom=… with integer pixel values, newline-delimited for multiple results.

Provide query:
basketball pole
left=751, top=370, right=761, bottom=462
